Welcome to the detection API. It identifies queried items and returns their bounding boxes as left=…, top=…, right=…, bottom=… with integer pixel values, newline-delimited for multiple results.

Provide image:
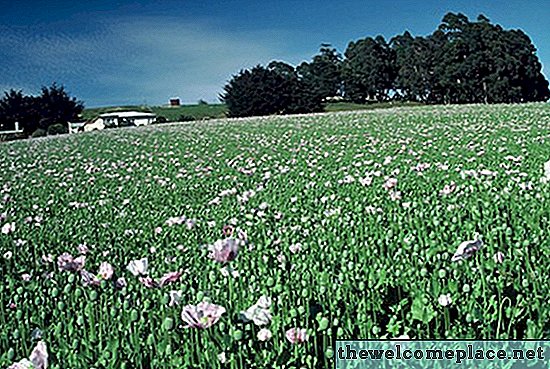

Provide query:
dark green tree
left=432, top=12, right=549, bottom=104
left=36, top=83, right=84, bottom=127
left=0, top=89, right=40, bottom=135
left=391, top=31, right=440, bottom=102
left=221, top=62, right=324, bottom=117
left=342, top=36, right=396, bottom=103
left=0, top=83, right=83, bottom=136
left=297, top=44, right=342, bottom=101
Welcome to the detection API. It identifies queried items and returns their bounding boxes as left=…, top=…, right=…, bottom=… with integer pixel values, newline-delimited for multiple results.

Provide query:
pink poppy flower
left=29, top=340, right=48, bottom=369
left=438, top=293, right=452, bottom=307
left=77, top=243, right=89, bottom=255
left=98, top=262, right=114, bottom=280
left=169, top=290, right=182, bottom=307
left=257, top=328, right=272, bottom=341
left=81, top=270, right=100, bottom=287
left=157, top=271, right=182, bottom=287
left=138, top=276, right=157, bottom=288
left=222, top=225, right=234, bottom=237
left=126, top=258, right=148, bottom=276
left=57, top=253, right=86, bottom=272
left=181, top=302, right=226, bottom=328
left=289, top=243, right=302, bottom=254
left=285, top=328, right=308, bottom=344
left=383, top=178, right=397, bottom=191
left=7, top=359, right=33, bottom=369
left=115, top=277, right=127, bottom=289
left=241, top=296, right=272, bottom=326
left=207, top=238, right=240, bottom=263
left=1, top=222, right=15, bottom=234
left=440, top=182, right=457, bottom=196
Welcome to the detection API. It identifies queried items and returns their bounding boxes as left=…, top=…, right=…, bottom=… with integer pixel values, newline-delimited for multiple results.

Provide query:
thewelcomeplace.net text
left=337, top=344, right=545, bottom=364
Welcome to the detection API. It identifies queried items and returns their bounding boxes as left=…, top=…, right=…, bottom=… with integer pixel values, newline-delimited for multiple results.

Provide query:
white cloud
left=0, top=16, right=308, bottom=106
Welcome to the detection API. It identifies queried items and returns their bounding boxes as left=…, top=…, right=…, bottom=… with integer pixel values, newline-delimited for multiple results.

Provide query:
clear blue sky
left=0, top=0, right=548, bottom=107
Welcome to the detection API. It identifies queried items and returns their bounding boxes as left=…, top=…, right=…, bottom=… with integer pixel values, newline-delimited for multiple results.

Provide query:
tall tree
left=342, top=36, right=396, bottom=103
left=36, top=83, right=84, bottom=127
left=0, top=90, right=40, bottom=135
left=391, top=31, right=439, bottom=102
left=297, top=44, right=342, bottom=101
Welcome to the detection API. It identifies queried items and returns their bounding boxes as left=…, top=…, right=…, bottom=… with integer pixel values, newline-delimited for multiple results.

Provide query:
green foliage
left=297, top=44, right=343, bottom=101
left=1, top=104, right=549, bottom=368
left=82, top=104, right=227, bottom=123
left=47, top=123, right=68, bottom=135
left=342, top=35, right=396, bottom=103
left=155, top=116, right=168, bottom=124
left=30, top=128, right=46, bottom=138
left=221, top=63, right=325, bottom=118
left=390, top=13, right=550, bottom=104
left=178, top=114, right=195, bottom=122
left=0, top=83, right=83, bottom=136
left=221, top=12, right=548, bottom=110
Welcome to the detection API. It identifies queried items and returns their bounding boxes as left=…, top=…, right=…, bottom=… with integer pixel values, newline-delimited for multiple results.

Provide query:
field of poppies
left=1, top=103, right=549, bottom=368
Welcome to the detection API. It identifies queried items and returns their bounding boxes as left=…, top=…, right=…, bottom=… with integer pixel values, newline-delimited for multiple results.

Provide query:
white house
left=83, top=118, right=105, bottom=132
left=83, top=111, right=156, bottom=132
left=68, top=121, right=86, bottom=133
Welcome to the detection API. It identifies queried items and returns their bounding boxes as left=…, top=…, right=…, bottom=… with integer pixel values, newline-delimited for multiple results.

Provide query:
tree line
left=221, top=13, right=549, bottom=117
left=0, top=83, right=84, bottom=137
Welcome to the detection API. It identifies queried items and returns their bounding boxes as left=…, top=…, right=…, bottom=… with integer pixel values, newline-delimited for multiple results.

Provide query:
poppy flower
left=181, top=302, right=226, bottom=328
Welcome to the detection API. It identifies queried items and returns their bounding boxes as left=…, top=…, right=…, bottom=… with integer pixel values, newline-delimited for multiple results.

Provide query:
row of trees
left=222, top=13, right=549, bottom=117
left=0, top=83, right=84, bottom=137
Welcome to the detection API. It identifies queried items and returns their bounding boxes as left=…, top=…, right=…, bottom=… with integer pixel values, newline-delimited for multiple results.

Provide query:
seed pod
left=232, top=329, right=243, bottom=341
left=162, top=317, right=174, bottom=331
left=318, top=317, right=329, bottom=331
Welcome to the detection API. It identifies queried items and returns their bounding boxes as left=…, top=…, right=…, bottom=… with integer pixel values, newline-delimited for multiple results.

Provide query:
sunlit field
left=1, top=103, right=549, bottom=368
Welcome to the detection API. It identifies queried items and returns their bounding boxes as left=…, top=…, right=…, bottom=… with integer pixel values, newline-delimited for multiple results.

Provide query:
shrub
left=31, top=128, right=47, bottom=138
left=155, top=116, right=168, bottom=124
left=47, top=123, right=68, bottom=135
left=178, top=115, right=195, bottom=122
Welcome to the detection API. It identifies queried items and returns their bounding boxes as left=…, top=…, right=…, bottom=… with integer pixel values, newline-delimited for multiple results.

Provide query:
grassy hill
left=81, top=101, right=421, bottom=122
left=82, top=103, right=227, bottom=122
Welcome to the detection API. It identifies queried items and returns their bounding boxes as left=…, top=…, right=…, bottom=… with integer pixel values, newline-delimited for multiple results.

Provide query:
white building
left=68, top=121, right=86, bottom=133
left=83, top=111, right=156, bottom=132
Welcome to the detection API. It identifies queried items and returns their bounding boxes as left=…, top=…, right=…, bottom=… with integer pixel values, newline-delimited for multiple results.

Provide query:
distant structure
left=169, top=97, right=181, bottom=107
left=82, top=111, right=156, bottom=132
left=68, top=121, right=86, bottom=133
left=0, top=121, right=23, bottom=134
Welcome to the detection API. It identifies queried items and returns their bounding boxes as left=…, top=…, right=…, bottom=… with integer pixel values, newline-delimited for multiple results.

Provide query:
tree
left=221, top=63, right=324, bottom=118
left=297, top=44, right=342, bottom=101
left=36, top=83, right=84, bottom=126
left=390, top=12, right=549, bottom=104
left=342, top=36, right=396, bottom=103
left=391, top=31, right=439, bottom=102
left=0, top=83, right=84, bottom=136
left=0, top=89, right=40, bottom=134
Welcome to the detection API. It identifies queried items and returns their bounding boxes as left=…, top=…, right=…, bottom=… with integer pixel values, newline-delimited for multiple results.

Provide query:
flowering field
left=1, top=103, right=549, bottom=368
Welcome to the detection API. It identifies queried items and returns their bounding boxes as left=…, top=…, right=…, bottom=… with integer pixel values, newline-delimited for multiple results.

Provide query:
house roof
left=99, top=111, right=156, bottom=118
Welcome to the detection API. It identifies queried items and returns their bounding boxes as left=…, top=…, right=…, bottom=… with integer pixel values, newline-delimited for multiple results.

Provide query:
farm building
left=68, top=121, right=86, bottom=133
left=83, top=111, right=156, bottom=132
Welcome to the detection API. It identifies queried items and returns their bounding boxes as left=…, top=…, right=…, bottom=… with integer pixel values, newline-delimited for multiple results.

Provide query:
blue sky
left=0, top=0, right=548, bottom=107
